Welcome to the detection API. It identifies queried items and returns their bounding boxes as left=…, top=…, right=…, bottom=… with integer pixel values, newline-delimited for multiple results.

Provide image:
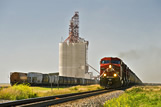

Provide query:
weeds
left=33, top=84, right=102, bottom=97
left=104, top=86, right=161, bottom=107
left=125, top=87, right=143, bottom=94
left=0, top=84, right=102, bottom=100
left=69, top=86, right=78, bottom=91
left=0, top=84, right=37, bottom=100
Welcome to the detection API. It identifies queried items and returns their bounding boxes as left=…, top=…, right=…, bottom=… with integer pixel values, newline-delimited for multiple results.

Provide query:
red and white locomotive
left=100, top=57, right=142, bottom=88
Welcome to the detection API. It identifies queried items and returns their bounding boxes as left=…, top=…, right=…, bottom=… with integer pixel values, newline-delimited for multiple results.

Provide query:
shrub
left=0, top=84, right=37, bottom=100
left=69, top=86, right=78, bottom=91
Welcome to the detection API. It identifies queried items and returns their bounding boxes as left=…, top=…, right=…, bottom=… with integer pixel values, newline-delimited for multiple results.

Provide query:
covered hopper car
left=10, top=72, right=98, bottom=86
left=100, top=57, right=142, bottom=88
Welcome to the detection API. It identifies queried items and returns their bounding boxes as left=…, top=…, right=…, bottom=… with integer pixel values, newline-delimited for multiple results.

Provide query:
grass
left=0, top=83, right=37, bottom=100
left=0, top=84, right=102, bottom=100
left=104, top=86, right=161, bottom=107
left=33, top=84, right=103, bottom=97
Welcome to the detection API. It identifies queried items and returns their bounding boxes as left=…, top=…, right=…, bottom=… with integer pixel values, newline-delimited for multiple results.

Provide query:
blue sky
left=0, top=0, right=161, bottom=83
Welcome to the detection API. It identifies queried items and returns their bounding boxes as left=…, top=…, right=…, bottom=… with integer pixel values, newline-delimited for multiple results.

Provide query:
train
left=10, top=72, right=27, bottom=85
left=10, top=72, right=98, bottom=86
left=100, top=57, right=142, bottom=88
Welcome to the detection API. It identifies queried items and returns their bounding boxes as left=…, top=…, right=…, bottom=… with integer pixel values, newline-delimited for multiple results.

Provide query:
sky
left=0, top=0, right=161, bottom=83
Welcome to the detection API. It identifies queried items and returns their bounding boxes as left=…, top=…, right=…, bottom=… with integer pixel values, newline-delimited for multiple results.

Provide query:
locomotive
left=100, top=57, right=142, bottom=88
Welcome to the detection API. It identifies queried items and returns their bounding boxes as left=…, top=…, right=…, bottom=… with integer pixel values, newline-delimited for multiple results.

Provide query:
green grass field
left=104, top=86, right=161, bottom=107
left=0, top=84, right=102, bottom=100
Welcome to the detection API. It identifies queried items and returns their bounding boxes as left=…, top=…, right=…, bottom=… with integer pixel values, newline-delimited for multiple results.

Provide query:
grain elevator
left=59, top=12, right=90, bottom=78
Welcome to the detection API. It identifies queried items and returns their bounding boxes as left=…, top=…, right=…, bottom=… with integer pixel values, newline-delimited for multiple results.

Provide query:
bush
left=0, top=84, right=37, bottom=100
left=69, top=86, right=78, bottom=91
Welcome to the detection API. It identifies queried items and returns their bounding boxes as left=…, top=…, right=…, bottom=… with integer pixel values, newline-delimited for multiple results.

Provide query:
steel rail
left=0, top=86, right=130, bottom=107
left=0, top=89, right=107, bottom=107
left=20, top=89, right=115, bottom=107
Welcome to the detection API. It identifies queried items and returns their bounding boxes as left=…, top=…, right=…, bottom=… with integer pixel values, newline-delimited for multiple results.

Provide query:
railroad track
left=0, top=88, right=119, bottom=107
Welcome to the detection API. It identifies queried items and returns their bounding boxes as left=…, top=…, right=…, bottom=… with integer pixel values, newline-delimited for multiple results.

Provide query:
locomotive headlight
left=109, top=65, right=112, bottom=68
left=103, top=73, right=107, bottom=77
left=113, top=73, right=117, bottom=77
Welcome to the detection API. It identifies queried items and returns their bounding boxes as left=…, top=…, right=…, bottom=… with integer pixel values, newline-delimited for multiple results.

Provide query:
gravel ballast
left=51, top=90, right=124, bottom=107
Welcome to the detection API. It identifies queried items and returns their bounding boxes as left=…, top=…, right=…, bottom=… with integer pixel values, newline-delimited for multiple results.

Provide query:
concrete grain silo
left=59, top=12, right=89, bottom=78
left=59, top=42, right=88, bottom=78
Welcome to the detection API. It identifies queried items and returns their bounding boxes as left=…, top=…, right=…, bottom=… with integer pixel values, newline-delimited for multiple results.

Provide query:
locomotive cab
left=100, top=57, right=122, bottom=88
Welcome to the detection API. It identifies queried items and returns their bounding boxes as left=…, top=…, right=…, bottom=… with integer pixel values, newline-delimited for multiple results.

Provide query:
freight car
left=10, top=72, right=97, bottom=86
left=28, top=74, right=96, bottom=86
left=27, top=72, right=43, bottom=86
left=100, top=57, right=142, bottom=89
left=10, top=72, right=27, bottom=85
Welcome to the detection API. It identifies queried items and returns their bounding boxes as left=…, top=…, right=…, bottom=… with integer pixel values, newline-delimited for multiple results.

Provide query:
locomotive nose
left=108, top=79, right=112, bottom=85
left=106, top=67, right=115, bottom=72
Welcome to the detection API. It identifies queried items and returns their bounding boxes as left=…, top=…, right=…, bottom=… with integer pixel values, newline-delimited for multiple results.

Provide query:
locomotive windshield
left=111, top=60, right=120, bottom=64
left=101, top=60, right=120, bottom=64
left=101, top=60, right=110, bottom=64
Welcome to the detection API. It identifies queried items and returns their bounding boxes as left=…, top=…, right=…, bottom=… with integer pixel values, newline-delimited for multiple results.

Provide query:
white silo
left=59, top=12, right=89, bottom=78
left=59, top=42, right=88, bottom=78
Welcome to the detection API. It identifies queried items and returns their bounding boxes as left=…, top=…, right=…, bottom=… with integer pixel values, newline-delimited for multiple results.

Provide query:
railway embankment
left=50, top=85, right=161, bottom=107
left=51, top=90, right=124, bottom=107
